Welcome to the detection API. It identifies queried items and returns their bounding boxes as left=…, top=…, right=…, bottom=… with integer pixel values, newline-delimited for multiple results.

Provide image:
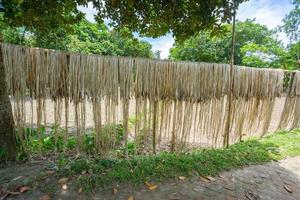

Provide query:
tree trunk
left=0, top=35, right=17, bottom=162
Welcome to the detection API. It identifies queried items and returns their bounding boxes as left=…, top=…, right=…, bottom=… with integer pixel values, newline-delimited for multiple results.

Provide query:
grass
left=57, top=129, right=300, bottom=192
left=13, top=124, right=125, bottom=160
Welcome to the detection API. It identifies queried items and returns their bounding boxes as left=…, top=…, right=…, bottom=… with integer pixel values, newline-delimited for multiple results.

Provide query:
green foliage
left=0, top=14, right=32, bottom=45
left=92, top=0, right=247, bottom=41
left=83, top=133, right=95, bottom=153
left=1, top=17, right=153, bottom=58
left=284, top=42, right=300, bottom=70
left=2, top=0, right=248, bottom=42
left=1, top=0, right=153, bottom=58
left=169, top=30, right=229, bottom=63
left=240, top=42, right=285, bottom=68
left=16, top=123, right=125, bottom=155
left=0, top=147, right=8, bottom=160
left=66, top=136, right=77, bottom=150
left=2, top=0, right=86, bottom=33
left=280, top=0, right=300, bottom=42
left=170, top=19, right=290, bottom=69
left=58, top=129, right=300, bottom=191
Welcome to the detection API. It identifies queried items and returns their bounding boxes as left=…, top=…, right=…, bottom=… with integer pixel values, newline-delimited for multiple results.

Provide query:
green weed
left=58, top=129, right=300, bottom=191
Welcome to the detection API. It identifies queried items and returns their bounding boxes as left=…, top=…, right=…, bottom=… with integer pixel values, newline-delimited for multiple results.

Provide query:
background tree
left=169, top=30, right=229, bottom=62
left=170, top=19, right=287, bottom=68
left=283, top=42, right=300, bottom=69
left=36, top=20, right=153, bottom=57
left=240, top=42, right=285, bottom=68
left=280, top=0, right=300, bottom=42
left=1, top=18, right=153, bottom=58
left=279, top=0, right=300, bottom=69
left=154, top=50, right=162, bottom=59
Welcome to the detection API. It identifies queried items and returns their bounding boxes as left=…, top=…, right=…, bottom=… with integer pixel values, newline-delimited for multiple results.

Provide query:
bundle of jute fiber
left=2, top=42, right=290, bottom=154
left=2, top=43, right=285, bottom=103
left=2, top=44, right=27, bottom=146
left=134, top=59, right=230, bottom=101
left=278, top=72, right=300, bottom=130
left=232, top=66, right=284, bottom=99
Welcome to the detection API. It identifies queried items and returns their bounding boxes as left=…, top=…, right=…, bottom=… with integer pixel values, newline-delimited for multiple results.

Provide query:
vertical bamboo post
left=223, top=0, right=237, bottom=148
left=297, top=44, right=300, bottom=69
left=123, top=100, right=129, bottom=158
left=64, top=98, right=69, bottom=149
left=152, top=100, right=158, bottom=154
left=170, top=100, right=177, bottom=152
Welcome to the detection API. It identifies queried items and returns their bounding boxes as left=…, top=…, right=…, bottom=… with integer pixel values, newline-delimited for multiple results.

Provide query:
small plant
left=57, top=154, right=70, bottom=168
left=128, top=116, right=137, bottom=130
left=84, top=133, right=96, bottom=153
left=0, top=147, right=7, bottom=160
left=66, top=136, right=77, bottom=150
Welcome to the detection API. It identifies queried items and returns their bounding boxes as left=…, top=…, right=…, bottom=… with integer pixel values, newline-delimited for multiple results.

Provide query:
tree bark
left=0, top=35, right=17, bottom=162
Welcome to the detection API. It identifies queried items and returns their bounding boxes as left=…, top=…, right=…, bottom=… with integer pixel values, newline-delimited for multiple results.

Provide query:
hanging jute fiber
left=2, top=43, right=296, bottom=154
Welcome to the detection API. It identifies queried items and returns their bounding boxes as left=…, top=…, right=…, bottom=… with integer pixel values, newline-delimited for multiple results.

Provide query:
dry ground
left=1, top=156, right=300, bottom=200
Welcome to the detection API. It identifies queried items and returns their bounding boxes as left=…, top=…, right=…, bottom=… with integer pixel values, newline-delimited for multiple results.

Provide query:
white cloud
left=152, top=37, right=174, bottom=59
left=78, top=3, right=97, bottom=23
left=139, top=34, right=175, bottom=59
left=237, top=0, right=293, bottom=45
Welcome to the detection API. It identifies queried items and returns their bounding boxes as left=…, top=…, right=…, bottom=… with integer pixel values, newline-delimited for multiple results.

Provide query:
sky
left=78, top=0, right=294, bottom=59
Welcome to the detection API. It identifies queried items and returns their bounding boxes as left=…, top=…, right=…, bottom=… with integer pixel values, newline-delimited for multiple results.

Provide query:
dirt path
left=1, top=156, right=300, bottom=200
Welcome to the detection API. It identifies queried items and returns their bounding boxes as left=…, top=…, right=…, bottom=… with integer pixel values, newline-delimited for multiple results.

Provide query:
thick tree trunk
left=0, top=35, right=17, bottom=162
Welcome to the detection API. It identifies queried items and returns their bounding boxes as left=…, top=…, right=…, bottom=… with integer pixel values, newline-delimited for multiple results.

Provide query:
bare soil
left=1, top=156, right=300, bottom=200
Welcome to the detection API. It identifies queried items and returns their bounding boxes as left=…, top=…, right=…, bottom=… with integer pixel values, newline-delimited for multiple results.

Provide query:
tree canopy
left=2, top=0, right=247, bottom=42
left=2, top=0, right=87, bottom=32
left=92, top=0, right=248, bottom=41
left=169, top=19, right=295, bottom=69
left=1, top=17, right=153, bottom=58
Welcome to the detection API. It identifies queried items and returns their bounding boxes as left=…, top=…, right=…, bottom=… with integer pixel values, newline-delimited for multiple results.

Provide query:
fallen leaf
left=7, top=191, right=21, bottom=195
left=145, top=181, right=158, bottom=191
left=81, top=170, right=87, bottom=175
left=39, top=194, right=51, bottom=200
left=12, top=176, right=24, bottom=181
left=205, top=176, right=216, bottom=181
left=178, top=176, right=186, bottom=180
left=46, top=171, right=55, bottom=175
left=284, top=185, right=293, bottom=193
left=78, top=188, right=82, bottom=194
left=148, top=184, right=158, bottom=191
left=145, top=181, right=151, bottom=187
left=199, top=176, right=210, bottom=182
left=14, top=184, right=23, bottom=191
left=245, top=192, right=260, bottom=200
left=19, top=186, right=30, bottom=193
left=218, top=175, right=224, bottom=179
left=112, top=187, right=118, bottom=195
left=58, top=178, right=69, bottom=185
left=62, top=184, right=68, bottom=190
left=128, top=195, right=134, bottom=200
